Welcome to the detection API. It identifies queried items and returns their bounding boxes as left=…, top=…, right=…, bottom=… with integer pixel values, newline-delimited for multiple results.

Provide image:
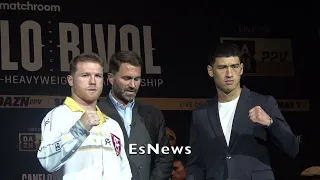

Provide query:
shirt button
left=226, top=155, right=231, bottom=159
left=138, top=165, right=143, bottom=169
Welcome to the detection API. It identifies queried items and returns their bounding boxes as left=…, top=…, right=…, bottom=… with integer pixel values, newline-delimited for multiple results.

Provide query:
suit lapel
left=100, top=97, right=130, bottom=152
left=228, top=86, right=251, bottom=151
left=101, top=97, right=146, bottom=148
left=207, top=97, right=228, bottom=149
left=128, top=106, right=144, bottom=145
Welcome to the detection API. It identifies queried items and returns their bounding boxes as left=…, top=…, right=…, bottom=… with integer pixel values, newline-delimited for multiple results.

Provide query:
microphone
left=129, top=122, right=136, bottom=127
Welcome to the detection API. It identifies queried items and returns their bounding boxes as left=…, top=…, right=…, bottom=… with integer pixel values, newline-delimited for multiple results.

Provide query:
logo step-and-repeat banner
left=220, top=37, right=294, bottom=76
left=0, top=95, right=310, bottom=111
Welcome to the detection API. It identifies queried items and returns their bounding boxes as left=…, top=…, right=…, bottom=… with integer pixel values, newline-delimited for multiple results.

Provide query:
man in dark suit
left=98, top=50, right=173, bottom=180
left=186, top=43, right=299, bottom=180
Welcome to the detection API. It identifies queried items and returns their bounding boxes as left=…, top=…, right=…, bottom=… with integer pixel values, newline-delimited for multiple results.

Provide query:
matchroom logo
left=128, top=144, right=191, bottom=155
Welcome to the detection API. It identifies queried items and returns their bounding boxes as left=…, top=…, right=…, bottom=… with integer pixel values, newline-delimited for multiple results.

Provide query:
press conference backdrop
left=0, top=2, right=317, bottom=180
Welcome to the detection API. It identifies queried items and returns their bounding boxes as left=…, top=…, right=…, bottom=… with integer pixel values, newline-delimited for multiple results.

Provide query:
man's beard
left=112, top=83, right=137, bottom=104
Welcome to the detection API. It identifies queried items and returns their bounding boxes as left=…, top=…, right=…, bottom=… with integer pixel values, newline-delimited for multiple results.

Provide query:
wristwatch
left=268, top=117, right=273, bottom=127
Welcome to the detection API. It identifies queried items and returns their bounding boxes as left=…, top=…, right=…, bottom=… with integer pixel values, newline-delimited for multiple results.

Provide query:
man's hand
left=249, top=106, right=272, bottom=126
left=301, top=166, right=320, bottom=176
left=79, top=110, right=100, bottom=131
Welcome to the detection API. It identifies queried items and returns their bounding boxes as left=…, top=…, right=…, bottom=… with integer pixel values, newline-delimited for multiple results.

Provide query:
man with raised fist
left=37, top=53, right=131, bottom=180
left=187, top=43, right=299, bottom=180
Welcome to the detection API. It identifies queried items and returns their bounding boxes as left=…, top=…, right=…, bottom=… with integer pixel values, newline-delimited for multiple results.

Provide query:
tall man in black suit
left=98, top=50, right=173, bottom=180
left=186, top=43, right=299, bottom=180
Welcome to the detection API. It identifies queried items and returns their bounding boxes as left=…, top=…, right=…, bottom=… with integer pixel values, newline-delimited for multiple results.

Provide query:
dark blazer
left=98, top=97, right=173, bottom=180
left=187, top=86, right=299, bottom=180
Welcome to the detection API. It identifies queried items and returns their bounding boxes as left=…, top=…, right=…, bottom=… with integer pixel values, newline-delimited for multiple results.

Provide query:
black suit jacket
left=187, top=86, right=299, bottom=180
left=98, top=97, right=173, bottom=180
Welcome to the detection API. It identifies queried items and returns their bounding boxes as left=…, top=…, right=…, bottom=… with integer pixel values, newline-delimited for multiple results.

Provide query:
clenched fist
left=249, top=106, right=272, bottom=127
left=79, top=110, right=100, bottom=131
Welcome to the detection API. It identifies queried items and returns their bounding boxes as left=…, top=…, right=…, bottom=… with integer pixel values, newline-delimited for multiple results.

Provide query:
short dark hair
left=174, top=154, right=187, bottom=168
left=69, top=53, right=104, bottom=75
left=109, top=50, right=144, bottom=74
left=208, top=43, right=242, bottom=65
